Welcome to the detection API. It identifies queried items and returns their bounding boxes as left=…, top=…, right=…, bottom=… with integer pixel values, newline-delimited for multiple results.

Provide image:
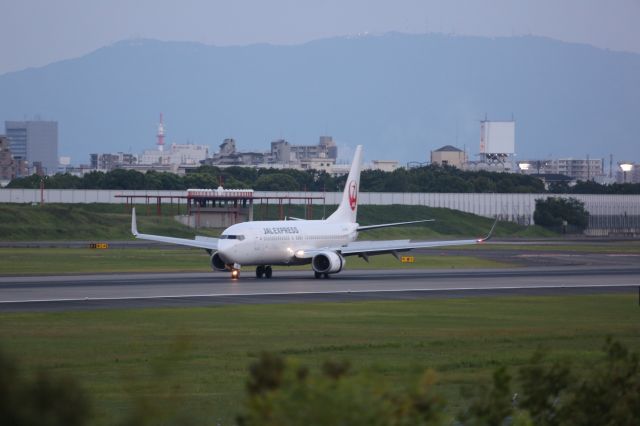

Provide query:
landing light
left=231, top=270, right=239, bottom=279
left=295, top=250, right=305, bottom=257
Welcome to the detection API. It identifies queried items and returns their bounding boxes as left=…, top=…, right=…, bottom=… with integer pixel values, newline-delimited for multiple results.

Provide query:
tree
left=461, top=338, right=639, bottom=426
left=533, top=197, right=589, bottom=232
left=238, top=353, right=446, bottom=426
left=254, top=174, right=300, bottom=191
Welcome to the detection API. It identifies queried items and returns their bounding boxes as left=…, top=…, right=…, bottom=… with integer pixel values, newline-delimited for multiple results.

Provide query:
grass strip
left=0, top=294, right=637, bottom=424
left=0, top=248, right=512, bottom=275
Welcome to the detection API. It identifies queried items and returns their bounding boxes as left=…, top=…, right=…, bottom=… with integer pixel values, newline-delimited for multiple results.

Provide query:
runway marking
left=0, top=283, right=635, bottom=305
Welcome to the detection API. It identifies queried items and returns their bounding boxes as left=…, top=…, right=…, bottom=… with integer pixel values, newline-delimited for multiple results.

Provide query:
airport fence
left=1, top=189, right=638, bottom=235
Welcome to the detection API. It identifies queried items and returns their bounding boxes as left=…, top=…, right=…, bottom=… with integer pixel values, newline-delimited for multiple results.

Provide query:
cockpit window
left=220, top=234, right=245, bottom=240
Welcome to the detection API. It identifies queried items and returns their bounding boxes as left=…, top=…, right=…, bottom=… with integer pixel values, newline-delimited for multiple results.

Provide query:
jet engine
left=210, top=251, right=228, bottom=271
left=312, top=251, right=345, bottom=274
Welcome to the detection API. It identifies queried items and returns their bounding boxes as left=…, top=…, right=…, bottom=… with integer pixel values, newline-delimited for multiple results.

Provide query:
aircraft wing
left=295, top=218, right=497, bottom=260
left=131, top=208, right=219, bottom=250
left=339, top=237, right=481, bottom=257
left=357, top=219, right=434, bottom=231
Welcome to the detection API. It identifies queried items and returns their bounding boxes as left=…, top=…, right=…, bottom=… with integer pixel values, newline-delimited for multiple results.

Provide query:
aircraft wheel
left=256, top=266, right=265, bottom=278
left=314, top=271, right=322, bottom=279
left=323, top=273, right=330, bottom=279
left=265, top=266, right=273, bottom=279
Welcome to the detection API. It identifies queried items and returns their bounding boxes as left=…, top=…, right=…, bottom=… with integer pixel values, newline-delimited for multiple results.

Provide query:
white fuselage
left=216, top=219, right=359, bottom=266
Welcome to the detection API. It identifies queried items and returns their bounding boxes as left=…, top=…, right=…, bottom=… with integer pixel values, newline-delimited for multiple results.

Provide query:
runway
left=1, top=266, right=638, bottom=312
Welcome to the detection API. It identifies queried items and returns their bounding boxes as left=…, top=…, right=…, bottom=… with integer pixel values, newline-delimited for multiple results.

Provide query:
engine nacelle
left=210, top=251, right=228, bottom=271
left=312, top=251, right=345, bottom=274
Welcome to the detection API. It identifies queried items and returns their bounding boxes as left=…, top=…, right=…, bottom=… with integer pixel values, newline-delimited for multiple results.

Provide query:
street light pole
left=620, top=163, right=633, bottom=183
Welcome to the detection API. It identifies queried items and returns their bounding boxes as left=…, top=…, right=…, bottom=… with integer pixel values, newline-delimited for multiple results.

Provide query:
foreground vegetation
left=238, top=338, right=639, bottom=425
left=0, top=294, right=637, bottom=424
left=0, top=203, right=553, bottom=241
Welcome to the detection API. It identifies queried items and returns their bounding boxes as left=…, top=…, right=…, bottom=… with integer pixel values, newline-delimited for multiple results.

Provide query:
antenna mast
left=157, top=113, right=165, bottom=152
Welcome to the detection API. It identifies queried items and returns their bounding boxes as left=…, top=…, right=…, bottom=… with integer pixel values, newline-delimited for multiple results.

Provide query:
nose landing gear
left=256, top=265, right=273, bottom=279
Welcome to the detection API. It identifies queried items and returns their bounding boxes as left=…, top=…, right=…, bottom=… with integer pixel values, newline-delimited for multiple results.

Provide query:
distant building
left=90, top=152, right=138, bottom=171
left=430, top=145, right=467, bottom=168
left=139, top=143, right=209, bottom=167
left=292, top=136, right=337, bottom=161
left=518, top=158, right=604, bottom=181
left=4, top=120, right=58, bottom=175
left=0, top=135, right=28, bottom=180
left=551, top=158, right=604, bottom=181
left=269, top=139, right=294, bottom=165
left=206, top=137, right=338, bottom=170
left=371, top=160, right=399, bottom=172
left=206, top=139, right=265, bottom=166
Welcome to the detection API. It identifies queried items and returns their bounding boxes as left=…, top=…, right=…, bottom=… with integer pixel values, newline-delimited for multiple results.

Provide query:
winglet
left=477, top=217, right=498, bottom=243
left=131, top=207, right=138, bottom=237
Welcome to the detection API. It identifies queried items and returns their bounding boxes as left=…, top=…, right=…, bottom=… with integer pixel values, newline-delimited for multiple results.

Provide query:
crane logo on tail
left=348, top=181, right=358, bottom=211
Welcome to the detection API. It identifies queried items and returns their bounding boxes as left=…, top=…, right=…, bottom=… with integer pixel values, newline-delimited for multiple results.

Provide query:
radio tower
left=157, top=113, right=165, bottom=152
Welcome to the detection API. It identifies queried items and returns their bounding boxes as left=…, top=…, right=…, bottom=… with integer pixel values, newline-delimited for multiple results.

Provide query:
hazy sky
left=1, top=0, right=639, bottom=75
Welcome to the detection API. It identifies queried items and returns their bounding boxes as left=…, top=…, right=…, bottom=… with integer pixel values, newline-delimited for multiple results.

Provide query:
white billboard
left=480, top=121, right=515, bottom=154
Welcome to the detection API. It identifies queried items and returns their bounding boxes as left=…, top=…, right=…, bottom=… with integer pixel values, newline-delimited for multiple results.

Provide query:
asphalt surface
left=1, top=266, right=638, bottom=312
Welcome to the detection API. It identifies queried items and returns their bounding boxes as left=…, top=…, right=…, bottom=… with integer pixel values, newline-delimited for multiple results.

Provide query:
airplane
left=131, top=145, right=496, bottom=279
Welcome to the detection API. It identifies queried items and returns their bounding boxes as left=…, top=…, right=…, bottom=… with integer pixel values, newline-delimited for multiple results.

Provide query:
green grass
left=0, top=203, right=553, bottom=241
left=0, top=203, right=217, bottom=241
left=0, top=295, right=637, bottom=424
left=0, top=248, right=211, bottom=274
left=0, top=248, right=512, bottom=275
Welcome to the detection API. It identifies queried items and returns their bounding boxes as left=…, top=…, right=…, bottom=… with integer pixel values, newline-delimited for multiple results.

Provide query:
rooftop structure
left=479, top=120, right=515, bottom=167
left=430, top=145, right=467, bottom=168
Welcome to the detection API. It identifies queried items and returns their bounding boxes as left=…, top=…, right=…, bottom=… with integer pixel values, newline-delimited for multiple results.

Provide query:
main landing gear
left=256, top=265, right=273, bottom=279
left=314, top=271, right=330, bottom=279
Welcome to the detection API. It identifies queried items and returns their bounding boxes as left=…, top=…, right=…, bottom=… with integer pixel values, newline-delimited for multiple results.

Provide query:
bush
left=0, top=348, right=91, bottom=426
left=533, top=197, right=589, bottom=232
left=240, top=339, right=640, bottom=425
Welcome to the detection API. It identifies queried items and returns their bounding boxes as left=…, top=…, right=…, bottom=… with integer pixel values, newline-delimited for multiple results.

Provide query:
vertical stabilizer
left=327, top=145, right=363, bottom=223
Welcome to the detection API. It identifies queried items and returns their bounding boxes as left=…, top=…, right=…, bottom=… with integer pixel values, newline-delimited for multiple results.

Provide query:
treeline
left=5, top=164, right=640, bottom=194
left=549, top=179, right=640, bottom=195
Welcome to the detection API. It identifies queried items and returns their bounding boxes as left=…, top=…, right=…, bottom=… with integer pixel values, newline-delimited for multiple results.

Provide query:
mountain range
left=1, top=32, right=639, bottom=165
